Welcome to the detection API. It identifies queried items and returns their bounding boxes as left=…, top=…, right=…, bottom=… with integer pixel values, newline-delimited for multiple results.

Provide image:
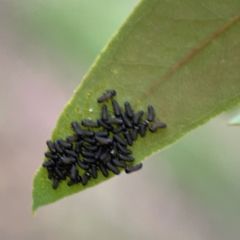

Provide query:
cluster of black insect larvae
left=42, top=90, right=167, bottom=190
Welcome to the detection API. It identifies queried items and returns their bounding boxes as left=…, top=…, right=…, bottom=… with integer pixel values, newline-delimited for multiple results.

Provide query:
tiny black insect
left=95, top=136, right=113, bottom=145
left=66, top=135, right=80, bottom=143
left=48, top=169, right=53, bottom=180
left=118, top=154, right=134, bottom=162
left=97, top=90, right=116, bottom=103
left=72, top=122, right=94, bottom=137
left=60, top=156, right=76, bottom=164
left=84, top=145, right=98, bottom=152
left=52, top=177, right=59, bottom=189
left=114, top=134, right=127, bottom=146
left=83, top=137, right=96, bottom=145
left=64, top=149, right=78, bottom=158
left=101, top=105, right=108, bottom=121
left=133, top=110, right=144, bottom=125
left=58, top=139, right=72, bottom=149
left=70, top=164, right=78, bottom=180
left=116, top=143, right=132, bottom=155
left=124, top=102, right=134, bottom=118
left=54, top=167, right=66, bottom=179
left=139, top=121, right=148, bottom=137
left=125, top=163, right=143, bottom=174
left=77, top=160, right=90, bottom=170
left=54, top=140, right=64, bottom=154
left=95, top=147, right=103, bottom=160
left=97, top=118, right=113, bottom=131
left=112, top=125, right=126, bottom=134
left=99, top=150, right=109, bottom=162
left=83, top=158, right=96, bottom=164
left=112, top=100, right=121, bottom=117
left=105, top=162, right=120, bottom=175
left=123, top=131, right=133, bottom=146
left=81, top=151, right=95, bottom=158
left=82, top=171, right=91, bottom=186
left=95, top=131, right=109, bottom=138
left=121, top=114, right=133, bottom=128
left=110, top=141, right=117, bottom=158
left=147, top=105, right=155, bottom=122
left=75, top=140, right=84, bottom=153
left=80, top=129, right=95, bottom=137
left=46, top=140, right=56, bottom=154
left=82, top=173, right=88, bottom=186
left=149, top=122, right=167, bottom=132
left=57, top=164, right=72, bottom=170
left=131, top=126, right=139, bottom=141
left=112, top=159, right=127, bottom=168
left=44, top=152, right=58, bottom=160
left=105, top=118, right=123, bottom=125
left=81, top=120, right=99, bottom=128
left=42, top=160, right=55, bottom=168
left=91, top=164, right=98, bottom=179
left=71, top=121, right=83, bottom=135
left=99, top=163, right=109, bottom=177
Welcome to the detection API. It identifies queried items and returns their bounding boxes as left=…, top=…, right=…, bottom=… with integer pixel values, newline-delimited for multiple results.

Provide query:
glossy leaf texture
left=32, top=0, right=240, bottom=212
left=229, top=113, right=240, bottom=125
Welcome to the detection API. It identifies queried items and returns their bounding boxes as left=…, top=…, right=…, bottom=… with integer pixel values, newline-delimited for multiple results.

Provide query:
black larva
left=116, top=144, right=132, bottom=155
left=44, top=152, right=58, bottom=160
left=139, top=121, right=148, bottom=137
left=84, top=145, right=98, bottom=152
left=77, top=160, right=90, bottom=170
left=64, top=149, right=78, bottom=158
left=105, top=118, right=123, bottom=125
left=112, top=159, right=127, bottom=168
left=147, top=105, right=155, bottom=122
left=58, top=139, right=72, bottom=149
left=131, top=126, right=139, bottom=141
left=112, top=125, right=126, bottom=134
left=97, top=90, right=116, bottom=103
left=112, top=100, right=121, bottom=117
left=118, top=154, right=135, bottom=162
left=97, top=118, right=113, bottom=131
left=81, top=120, right=99, bottom=128
left=66, top=135, right=80, bottom=143
left=99, top=163, right=109, bottom=177
left=54, top=140, right=64, bottom=154
left=95, top=136, right=113, bottom=145
left=124, top=102, right=134, bottom=118
left=149, top=122, right=167, bottom=132
left=133, top=110, right=144, bottom=125
left=125, top=163, right=143, bottom=174
left=114, top=134, right=127, bottom=146
left=123, top=131, right=133, bottom=146
left=121, top=114, right=133, bottom=128
left=46, top=140, right=56, bottom=154
left=42, top=89, right=167, bottom=189
left=101, top=105, right=108, bottom=121
left=91, top=164, right=98, bottom=179
left=106, top=161, right=120, bottom=175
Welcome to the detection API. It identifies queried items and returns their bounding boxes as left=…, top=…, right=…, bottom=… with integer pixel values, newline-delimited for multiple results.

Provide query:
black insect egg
left=42, top=89, right=167, bottom=190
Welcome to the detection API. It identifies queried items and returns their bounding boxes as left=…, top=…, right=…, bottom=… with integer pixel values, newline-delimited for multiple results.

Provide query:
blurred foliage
left=229, top=113, right=240, bottom=125
left=14, top=0, right=139, bottom=70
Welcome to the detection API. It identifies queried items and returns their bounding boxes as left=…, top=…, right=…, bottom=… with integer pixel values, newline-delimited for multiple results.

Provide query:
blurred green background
left=1, top=1, right=240, bottom=239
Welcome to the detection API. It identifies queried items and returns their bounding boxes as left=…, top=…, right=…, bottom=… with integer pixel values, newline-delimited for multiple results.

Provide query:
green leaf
left=32, top=0, right=240, bottom=212
left=229, top=113, right=240, bottom=125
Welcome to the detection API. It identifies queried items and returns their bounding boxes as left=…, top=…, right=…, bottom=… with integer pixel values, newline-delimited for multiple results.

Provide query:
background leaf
left=32, top=0, right=240, bottom=212
left=229, top=113, right=240, bottom=125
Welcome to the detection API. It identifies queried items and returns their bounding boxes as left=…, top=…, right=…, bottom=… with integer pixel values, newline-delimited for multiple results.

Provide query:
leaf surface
left=32, top=0, right=240, bottom=212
